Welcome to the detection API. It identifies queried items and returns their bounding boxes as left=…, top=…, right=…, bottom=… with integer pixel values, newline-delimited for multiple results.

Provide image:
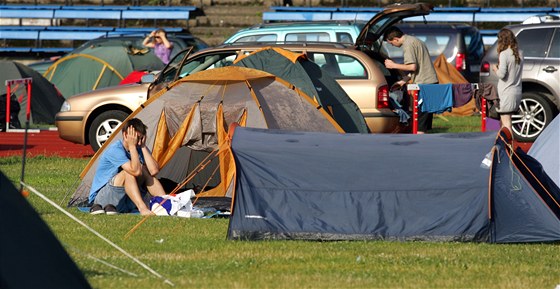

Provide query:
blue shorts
left=94, top=179, right=138, bottom=213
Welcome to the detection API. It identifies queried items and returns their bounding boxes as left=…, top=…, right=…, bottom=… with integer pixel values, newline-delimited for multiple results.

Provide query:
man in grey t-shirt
left=383, top=26, right=439, bottom=133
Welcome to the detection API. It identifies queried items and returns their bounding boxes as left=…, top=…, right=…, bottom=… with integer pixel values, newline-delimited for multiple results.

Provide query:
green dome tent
left=44, top=40, right=164, bottom=98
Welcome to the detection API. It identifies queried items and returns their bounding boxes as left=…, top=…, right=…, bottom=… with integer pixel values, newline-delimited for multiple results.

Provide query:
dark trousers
left=417, top=81, right=438, bottom=132
left=417, top=112, right=433, bottom=132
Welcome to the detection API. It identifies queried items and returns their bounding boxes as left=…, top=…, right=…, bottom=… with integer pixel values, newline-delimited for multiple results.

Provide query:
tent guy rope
left=124, top=146, right=226, bottom=240
left=65, top=244, right=139, bottom=277
left=20, top=181, right=175, bottom=287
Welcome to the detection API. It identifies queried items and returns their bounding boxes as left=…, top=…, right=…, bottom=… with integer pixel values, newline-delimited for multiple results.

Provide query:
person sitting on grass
left=88, top=118, right=165, bottom=216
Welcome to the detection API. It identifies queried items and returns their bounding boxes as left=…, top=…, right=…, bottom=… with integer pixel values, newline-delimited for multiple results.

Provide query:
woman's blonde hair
left=497, top=28, right=521, bottom=64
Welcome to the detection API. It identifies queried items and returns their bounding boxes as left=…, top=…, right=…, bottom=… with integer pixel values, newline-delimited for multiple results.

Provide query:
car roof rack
left=248, top=20, right=367, bottom=29
left=217, top=41, right=351, bottom=49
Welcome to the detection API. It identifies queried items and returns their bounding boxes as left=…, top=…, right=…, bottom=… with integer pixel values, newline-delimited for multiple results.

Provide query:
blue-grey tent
left=528, top=115, right=559, bottom=188
left=227, top=128, right=560, bottom=243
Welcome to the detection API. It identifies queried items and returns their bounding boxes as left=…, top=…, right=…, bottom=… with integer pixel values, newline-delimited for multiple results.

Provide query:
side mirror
left=140, top=74, right=155, bottom=84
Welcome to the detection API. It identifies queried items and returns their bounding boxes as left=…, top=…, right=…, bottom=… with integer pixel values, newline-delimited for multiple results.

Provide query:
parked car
left=28, top=31, right=208, bottom=75
left=56, top=43, right=396, bottom=151
left=223, top=21, right=365, bottom=44
left=382, top=23, right=485, bottom=83
left=480, top=21, right=560, bottom=141
left=56, top=3, right=434, bottom=151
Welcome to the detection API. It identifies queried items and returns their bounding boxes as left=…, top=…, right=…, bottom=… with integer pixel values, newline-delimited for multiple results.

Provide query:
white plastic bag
left=150, top=190, right=195, bottom=216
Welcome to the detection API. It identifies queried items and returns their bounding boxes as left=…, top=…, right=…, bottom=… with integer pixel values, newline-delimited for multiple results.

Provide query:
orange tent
left=69, top=66, right=345, bottom=206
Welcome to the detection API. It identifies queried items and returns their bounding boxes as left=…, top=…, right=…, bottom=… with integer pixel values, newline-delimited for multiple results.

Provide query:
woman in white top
left=492, top=28, right=523, bottom=134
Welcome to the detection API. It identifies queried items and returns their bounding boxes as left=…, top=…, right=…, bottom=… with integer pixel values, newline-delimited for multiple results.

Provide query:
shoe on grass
left=104, top=204, right=118, bottom=215
left=90, top=204, right=105, bottom=215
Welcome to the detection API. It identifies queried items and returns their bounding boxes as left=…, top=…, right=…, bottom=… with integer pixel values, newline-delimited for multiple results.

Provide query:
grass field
left=2, top=116, right=559, bottom=289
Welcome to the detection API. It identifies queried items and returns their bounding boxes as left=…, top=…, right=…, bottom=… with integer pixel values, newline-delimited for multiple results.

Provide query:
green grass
left=432, top=115, right=484, bottom=133
left=2, top=118, right=558, bottom=289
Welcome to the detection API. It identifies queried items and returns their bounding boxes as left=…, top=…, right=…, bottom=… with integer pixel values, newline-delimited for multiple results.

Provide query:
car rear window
left=181, top=38, right=208, bottom=52
left=307, top=52, right=367, bottom=79
left=235, top=34, right=277, bottom=43
left=336, top=32, right=354, bottom=44
left=383, top=34, right=452, bottom=58
left=286, top=32, right=330, bottom=42
left=463, top=30, right=484, bottom=60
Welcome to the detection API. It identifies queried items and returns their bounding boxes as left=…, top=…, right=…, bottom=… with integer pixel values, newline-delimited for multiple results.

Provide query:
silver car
left=480, top=21, right=560, bottom=141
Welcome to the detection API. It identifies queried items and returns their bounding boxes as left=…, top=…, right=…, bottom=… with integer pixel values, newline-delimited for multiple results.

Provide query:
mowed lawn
left=2, top=116, right=559, bottom=289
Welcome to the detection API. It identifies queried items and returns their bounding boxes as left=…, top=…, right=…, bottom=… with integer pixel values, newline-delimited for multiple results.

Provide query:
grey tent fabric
left=0, top=171, right=91, bottom=289
left=528, top=115, right=559, bottom=187
left=228, top=128, right=494, bottom=242
left=233, top=48, right=369, bottom=134
left=228, top=128, right=560, bottom=243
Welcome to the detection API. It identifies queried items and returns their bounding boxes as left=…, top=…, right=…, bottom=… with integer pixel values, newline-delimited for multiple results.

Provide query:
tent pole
left=125, top=148, right=225, bottom=240
left=5, top=83, right=10, bottom=131
left=169, top=147, right=222, bottom=195
left=192, top=164, right=221, bottom=206
left=18, top=79, right=32, bottom=194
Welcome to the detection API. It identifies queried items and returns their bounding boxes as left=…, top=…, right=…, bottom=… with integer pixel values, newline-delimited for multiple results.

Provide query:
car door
left=537, top=28, right=560, bottom=100
left=516, top=27, right=557, bottom=95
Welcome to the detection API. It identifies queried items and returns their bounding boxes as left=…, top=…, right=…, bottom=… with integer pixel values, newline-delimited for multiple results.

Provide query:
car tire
left=88, top=110, right=129, bottom=152
left=512, top=92, right=555, bottom=142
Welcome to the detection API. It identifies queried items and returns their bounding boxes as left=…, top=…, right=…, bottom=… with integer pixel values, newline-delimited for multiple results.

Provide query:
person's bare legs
left=140, top=165, right=166, bottom=198
left=113, top=170, right=152, bottom=215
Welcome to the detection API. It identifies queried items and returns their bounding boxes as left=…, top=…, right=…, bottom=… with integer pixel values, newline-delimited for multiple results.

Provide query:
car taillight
left=455, top=53, right=466, bottom=71
left=480, top=61, right=490, bottom=73
left=377, top=84, right=390, bottom=109
left=480, top=61, right=491, bottom=77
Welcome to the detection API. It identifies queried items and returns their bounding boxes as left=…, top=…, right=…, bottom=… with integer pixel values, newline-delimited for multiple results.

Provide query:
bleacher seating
left=264, top=6, right=560, bottom=23
left=0, top=25, right=190, bottom=54
left=0, top=5, right=198, bottom=27
left=0, top=4, right=199, bottom=54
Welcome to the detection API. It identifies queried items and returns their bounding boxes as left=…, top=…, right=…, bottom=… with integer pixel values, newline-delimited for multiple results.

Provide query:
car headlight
left=60, top=101, right=71, bottom=112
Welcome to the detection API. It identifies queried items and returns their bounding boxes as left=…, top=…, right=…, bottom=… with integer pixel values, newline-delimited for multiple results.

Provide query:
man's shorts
left=94, top=179, right=137, bottom=213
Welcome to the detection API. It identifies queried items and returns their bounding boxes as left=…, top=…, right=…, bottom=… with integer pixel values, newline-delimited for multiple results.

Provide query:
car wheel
left=512, top=92, right=554, bottom=142
left=88, top=110, right=129, bottom=152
